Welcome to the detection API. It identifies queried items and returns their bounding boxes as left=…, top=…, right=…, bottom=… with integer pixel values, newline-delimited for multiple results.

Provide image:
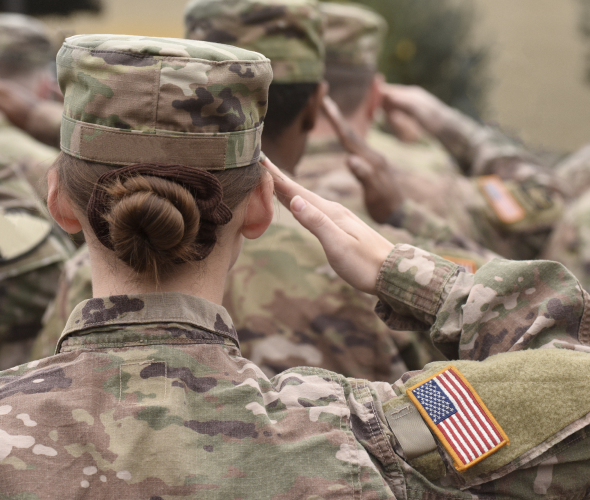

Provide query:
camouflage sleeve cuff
left=385, top=199, right=455, bottom=244
left=374, top=244, right=460, bottom=332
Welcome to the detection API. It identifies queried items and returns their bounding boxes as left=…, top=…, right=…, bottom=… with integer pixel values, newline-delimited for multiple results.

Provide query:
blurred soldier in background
left=0, top=13, right=73, bottom=368
left=324, top=81, right=566, bottom=261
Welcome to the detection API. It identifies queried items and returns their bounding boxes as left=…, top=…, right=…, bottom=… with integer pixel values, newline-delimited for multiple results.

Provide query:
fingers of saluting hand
left=321, top=96, right=371, bottom=157
left=322, top=96, right=390, bottom=170
left=262, top=157, right=349, bottom=221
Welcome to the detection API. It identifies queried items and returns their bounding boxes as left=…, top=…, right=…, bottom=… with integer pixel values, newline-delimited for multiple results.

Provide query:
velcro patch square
left=407, top=365, right=509, bottom=472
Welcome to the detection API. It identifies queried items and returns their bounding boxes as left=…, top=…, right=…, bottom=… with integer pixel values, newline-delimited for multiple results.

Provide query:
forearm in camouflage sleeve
left=435, top=107, right=543, bottom=180
left=375, top=244, right=590, bottom=360
left=385, top=198, right=456, bottom=243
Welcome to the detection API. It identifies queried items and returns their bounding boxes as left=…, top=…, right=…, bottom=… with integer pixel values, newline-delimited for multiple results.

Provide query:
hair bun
left=104, top=176, right=200, bottom=278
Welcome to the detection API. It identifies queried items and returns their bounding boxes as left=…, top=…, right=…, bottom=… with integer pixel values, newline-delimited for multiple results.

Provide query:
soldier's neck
left=85, top=235, right=238, bottom=306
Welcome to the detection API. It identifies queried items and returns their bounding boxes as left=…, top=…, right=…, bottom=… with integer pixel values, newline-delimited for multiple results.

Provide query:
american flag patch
left=407, top=366, right=509, bottom=471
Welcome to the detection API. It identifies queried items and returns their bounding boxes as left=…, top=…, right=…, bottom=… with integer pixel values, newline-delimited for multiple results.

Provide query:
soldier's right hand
left=264, top=157, right=395, bottom=295
left=379, top=84, right=453, bottom=138
left=321, top=96, right=405, bottom=223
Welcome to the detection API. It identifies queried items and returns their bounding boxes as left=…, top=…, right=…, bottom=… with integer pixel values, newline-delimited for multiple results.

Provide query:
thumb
left=347, top=155, right=373, bottom=184
left=289, top=195, right=343, bottom=252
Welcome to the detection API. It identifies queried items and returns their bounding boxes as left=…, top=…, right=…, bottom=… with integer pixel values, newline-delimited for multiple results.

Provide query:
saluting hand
left=379, top=84, right=453, bottom=139
left=263, top=157, right=394, bottom=295
left=321, top=95, right=404, bottom=223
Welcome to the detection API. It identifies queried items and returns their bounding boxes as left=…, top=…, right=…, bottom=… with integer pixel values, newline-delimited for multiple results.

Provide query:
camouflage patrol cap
left=0, top=14, right=54, bottom=71
left=57, top=34, right=273, bottom=170
left=320, top=2, right=387, bottom=71
left=184, top=0, right=324, bottom=84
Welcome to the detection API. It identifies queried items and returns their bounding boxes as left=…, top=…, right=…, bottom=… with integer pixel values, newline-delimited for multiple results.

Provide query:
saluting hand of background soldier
left=379, top=83, right=454, bottom=139
left=263, top=157, right=394, bottom=295
left=320, top=95, right=405, bottom=224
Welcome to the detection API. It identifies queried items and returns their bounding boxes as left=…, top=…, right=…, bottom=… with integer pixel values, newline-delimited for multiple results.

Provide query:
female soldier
left=0, top=34, right=589, bottom=498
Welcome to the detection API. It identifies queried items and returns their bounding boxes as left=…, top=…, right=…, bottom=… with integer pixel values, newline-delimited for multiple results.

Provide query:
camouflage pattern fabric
left=539, top=143, right=590, bottom=290
left=226, top=203, right=440, bottom=380
left=0, top=113, right=58, bottom=197
left=0, top=84, right=70, bottom=370
left=365, top=126, right=460, bottom=176
left=184, top=0, right=324, bottom=83
left=542, top=189, right=590, bottom=291
left=4, top=246, right=590, bottom=497
left=31, top=244, right=92, bottom=361
left=0, top=13, right=55, bottom=71
left=554, top=143, right=590, bottom=199
left=58, top=34, right=272, bottom=169
left=320, top=1, right=386, bottom=71
left=0, top=22, right=70, bottom=366
left=0, top=155, right=72, bottom=369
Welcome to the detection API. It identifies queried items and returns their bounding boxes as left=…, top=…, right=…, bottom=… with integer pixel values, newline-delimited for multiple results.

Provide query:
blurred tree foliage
left=324, top=0, right=490, bottom=119
left=581, top=0, right=590, bottom=83
left=0, top=0, right=102, bottom=16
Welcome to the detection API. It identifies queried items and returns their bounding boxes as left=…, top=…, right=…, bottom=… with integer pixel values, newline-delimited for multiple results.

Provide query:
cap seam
left=152, top=59, right=162, bottom=131
left=60, top=42, right=271, bottom=65
left=61, top=114, right=263, bottom=138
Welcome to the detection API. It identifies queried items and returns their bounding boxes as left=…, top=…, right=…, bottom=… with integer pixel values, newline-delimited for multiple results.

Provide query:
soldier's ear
left=301, top=80, right=329, bottom=132
left=241, top=170, right=274, bottom=240
left=47, top=168, right=83, bottom=234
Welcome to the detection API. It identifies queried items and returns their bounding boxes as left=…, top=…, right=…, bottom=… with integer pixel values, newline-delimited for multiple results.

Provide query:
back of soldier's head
left=0, top=14, right=54, bottom=81
left=320, top=2, right=387, bottom=116
left=54, top=34, right=272, bottom=281
left=184, top=0, right=324, bottom=139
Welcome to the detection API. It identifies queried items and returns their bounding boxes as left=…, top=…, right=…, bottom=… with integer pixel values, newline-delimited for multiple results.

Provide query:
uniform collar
left=56, top=292, right=239, bottom=354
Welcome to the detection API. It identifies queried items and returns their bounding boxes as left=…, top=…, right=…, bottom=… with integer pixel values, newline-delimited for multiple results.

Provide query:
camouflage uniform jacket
left=540, top=144, right=590, bottom=290
left=0, top=111, right=58, bottom=197
left=3, top=245, right=590, bottom=498
left=0, top=148, right=72, bottom=369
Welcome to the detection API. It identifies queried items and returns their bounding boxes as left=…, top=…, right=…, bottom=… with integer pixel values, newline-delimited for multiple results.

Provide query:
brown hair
left=54, top=152, right=264, bottom=280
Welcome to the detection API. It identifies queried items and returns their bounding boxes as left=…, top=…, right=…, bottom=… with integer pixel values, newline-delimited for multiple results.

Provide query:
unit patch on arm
left=477, top=175, right=526, bottom=224
left=407, top=366, right=509, bottom=471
